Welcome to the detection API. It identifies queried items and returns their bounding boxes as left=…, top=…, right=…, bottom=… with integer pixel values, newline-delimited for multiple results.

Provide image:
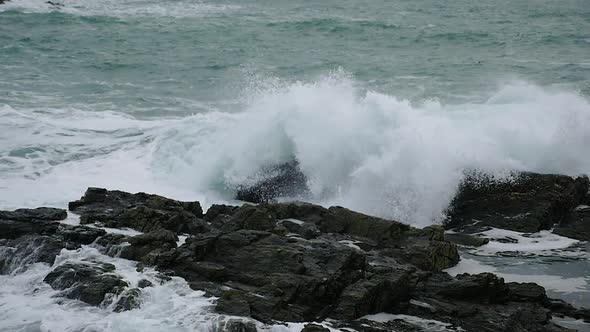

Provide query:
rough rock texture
left=553, top=204, right=590, bottom=240
left=1, top=181, right=588, bottom=331
left=43, top=261, right=129, bottom=306
left=120, top=229, right=178, bottom=264
left=236, top=160, right=309, bottom=203
left=0, top=208, right=106, bottom=273
left=113, top=287, right=142, bottom=312
left=301, top=324, right=330, bottom=332
left=445, top=172, right=589, bottom=233
left=69, top=187, right=205, bottom=234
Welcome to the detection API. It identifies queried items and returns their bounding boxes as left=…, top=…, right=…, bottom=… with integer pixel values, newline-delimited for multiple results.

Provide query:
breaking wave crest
left=2, top=74, right=590, bottom=226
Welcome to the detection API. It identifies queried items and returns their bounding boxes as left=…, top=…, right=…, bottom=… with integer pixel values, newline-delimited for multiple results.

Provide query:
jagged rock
left=68, top=187, right=203, bottom=234
left=236, top=160, right=309, bottom=203
left=204, top=204, right=239, bottom=222
left=0, top=207, right=67, bottom=222
left=429, top=273, right=510, bottom=304
left=0, top=235, right=71, bottom=274
left=553, top=204, right=590, bottom=240
left=2, top=186, right=587, bottom=331
left=507, top=282, right=547, bottom=302
left=57, top=225, right=106, bottom=244
left=44, top=261, right=128, bottom=306
left=277, top=218, right=321, bottom=239
left=301, top=324, right=330, bottom=332
left=137, top=279, right=153, bottom=288
left=113, top=288, right=142, bottom=312
left=331, top=271, right=413, bottom=320
left=216, top=290, right=252, bottom=316
left=120, top=229, right=177, bottom=263
left=445, top=172, right=589, bottom=233
left=0, top=208, right=64, bottom=239
left=214, top=319, right=258, bottom=332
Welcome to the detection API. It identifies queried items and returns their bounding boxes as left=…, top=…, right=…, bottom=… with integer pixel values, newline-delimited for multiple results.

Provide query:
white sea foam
left=445, top=258, right=589, bottom=293
left=1, top=76, right=590, bottom=227
left=474, top=228, right=579, bottom=255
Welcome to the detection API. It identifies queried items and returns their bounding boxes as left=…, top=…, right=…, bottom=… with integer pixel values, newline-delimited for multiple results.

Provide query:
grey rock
left=113, top=288, right=142, bottom=312
left=236, top=160, right=309, bottom=203
left=44, top=261, right=128, bottom=306
left=445, top=172, right=589, bottom=233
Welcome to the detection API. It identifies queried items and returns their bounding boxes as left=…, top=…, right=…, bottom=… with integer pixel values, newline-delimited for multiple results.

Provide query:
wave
left=1, top=74, right=590, bottom=226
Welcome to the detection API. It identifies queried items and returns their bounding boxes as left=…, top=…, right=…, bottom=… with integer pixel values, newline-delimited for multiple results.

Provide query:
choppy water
left=1, top=0, right=590, bottom=330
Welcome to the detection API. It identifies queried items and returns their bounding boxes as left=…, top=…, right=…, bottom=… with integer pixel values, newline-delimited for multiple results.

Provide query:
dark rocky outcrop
left=69, top=187, right=204, bottom=234
left=113, top=287, right=142, bottom=312
left=1, top=181, right=588, bottom=331
left=553, top=204, right=590, bottom=240
left=236, top=160, right=309, bottom=203
left=445, top=172, right=589, bottom=233
left=120, top=229, right=178, bottom=264
left=0, top=207, right=107, bottom=273
left=43, top=261, right=128, bottom=306
left=301, top=324, right=330, bottom=332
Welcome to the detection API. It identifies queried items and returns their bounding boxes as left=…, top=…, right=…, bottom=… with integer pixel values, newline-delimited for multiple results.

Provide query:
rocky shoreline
left=1, top=172, right=589, bottom=331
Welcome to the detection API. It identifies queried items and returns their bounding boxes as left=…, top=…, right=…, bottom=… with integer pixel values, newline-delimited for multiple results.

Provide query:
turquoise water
left=1, top=0, right=590, bottom=328
left=1, top=0, right=589, bottom=115
left=1, top=0, right=590, bottom=219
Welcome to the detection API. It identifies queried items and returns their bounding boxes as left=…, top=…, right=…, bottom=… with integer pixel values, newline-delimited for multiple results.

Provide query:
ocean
left=1, top=0, right=590, bottom=330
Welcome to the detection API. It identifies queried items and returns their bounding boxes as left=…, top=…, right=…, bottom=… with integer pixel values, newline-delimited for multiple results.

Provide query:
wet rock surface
left=236, top=160, right=309, bottom=203
left=553, top=204, right=590, bottom=241
left=43, top=261, right=128, bottom=306
left=445, top=172, right=589, bottom=233
left=69, top=187, right=204, bottom=234
left=0, top=176, right=588, bottom=331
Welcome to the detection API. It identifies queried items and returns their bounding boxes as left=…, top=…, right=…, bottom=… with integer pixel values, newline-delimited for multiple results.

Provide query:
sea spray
left=1, top=76, right=590, bottom=226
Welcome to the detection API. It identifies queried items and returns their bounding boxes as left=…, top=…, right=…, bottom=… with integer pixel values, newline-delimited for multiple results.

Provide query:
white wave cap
left=2, top=74, right=590, bottom=227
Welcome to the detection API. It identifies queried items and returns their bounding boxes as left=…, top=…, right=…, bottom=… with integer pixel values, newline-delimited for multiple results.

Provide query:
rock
left=68, top=187, right=203, bottom=234
left=216, top=290, right=252, bottom=316
left=2, top=186, right=584, bottom=331
left=430, top=273, right=510, bottom=304
left=507, top=282, right=547, bottom=302
left=331, top=272, right=413, bottom=320
left=113, top=288, right=142, bottom=312
left=57, top=225, right=106, bottom=244
left=43, top=261, right=128, bottom=306
left=214, top=319, right=258, bottom=332
left=120, top=229, right=177, bottom=263
left=204, top=204, right=238, bottom=222
left=301, top=323, right=330, bottom=332
left=446, top=172, right=589, bottom=233
left=236, top=160, right=309, bottom=203
left=0, top=208, right=64, bottom=240
left=0, top=235, right=69, bottom=274
left=137, top=279, right=153, bottom=288
left=0, top=207, right=67, bottom=222
left=277, top=219, right=321, bottom=239
left=553, top=204, right=590, bottom=240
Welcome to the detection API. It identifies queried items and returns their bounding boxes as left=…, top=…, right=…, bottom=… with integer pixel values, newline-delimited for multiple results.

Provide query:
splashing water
left=1, top=75, right=590, bottom=226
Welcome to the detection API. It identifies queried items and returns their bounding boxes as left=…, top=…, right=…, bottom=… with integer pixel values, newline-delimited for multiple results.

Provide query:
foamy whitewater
left=2, top=77, right=590, bottom=226
left=2, top=0, right=590, bottom=330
